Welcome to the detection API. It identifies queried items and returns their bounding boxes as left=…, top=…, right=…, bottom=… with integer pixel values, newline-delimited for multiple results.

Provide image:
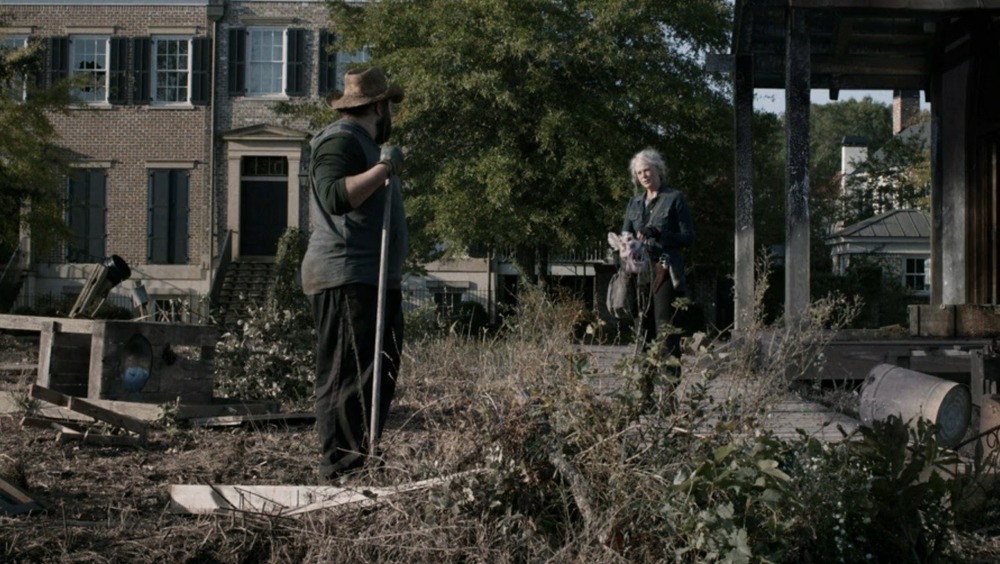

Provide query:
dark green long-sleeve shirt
left=300, top=120, right=409, bottom=295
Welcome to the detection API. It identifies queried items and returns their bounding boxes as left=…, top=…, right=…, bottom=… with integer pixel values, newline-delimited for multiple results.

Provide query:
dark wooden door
left=240, top=179, right=287, bottom=256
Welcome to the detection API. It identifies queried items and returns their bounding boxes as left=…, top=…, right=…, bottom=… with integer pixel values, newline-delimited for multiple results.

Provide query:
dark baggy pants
left=310, top=284, right=403, bottom=479
left=636, top=279, right=683, bottom=403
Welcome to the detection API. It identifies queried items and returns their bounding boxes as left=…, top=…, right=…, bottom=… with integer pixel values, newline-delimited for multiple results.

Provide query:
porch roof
left=827, top=208, right=930, bottom=240
left=733, top=0, right=1000, bottom=91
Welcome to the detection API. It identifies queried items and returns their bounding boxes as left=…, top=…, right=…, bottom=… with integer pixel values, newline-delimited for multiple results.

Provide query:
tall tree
left=838, top=115, right=930, bottom=224
left=0, top=32, right=75, bottom=256
left=809, top=97, right=893, bottom=192
left=326, top=0, right=733, bottom=282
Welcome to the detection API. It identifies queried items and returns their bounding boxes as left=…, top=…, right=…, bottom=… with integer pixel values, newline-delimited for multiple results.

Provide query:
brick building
left=3, top=0, right=615, bottom=328
left=2, top=0, right=357, bottom=321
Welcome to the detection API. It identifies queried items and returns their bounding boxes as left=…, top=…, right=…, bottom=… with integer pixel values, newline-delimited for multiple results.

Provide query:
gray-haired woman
left=620, top=148, right=694, bottom=407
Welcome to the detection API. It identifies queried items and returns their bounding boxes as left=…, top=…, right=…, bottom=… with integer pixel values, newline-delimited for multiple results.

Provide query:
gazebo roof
left=733, top=0, right=1000, bottom=91
left=827, top=208, right=930, bottom=240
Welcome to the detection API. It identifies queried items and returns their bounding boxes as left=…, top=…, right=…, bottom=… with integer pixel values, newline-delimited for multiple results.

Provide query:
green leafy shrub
left=214, top=227, right=315, bottom=405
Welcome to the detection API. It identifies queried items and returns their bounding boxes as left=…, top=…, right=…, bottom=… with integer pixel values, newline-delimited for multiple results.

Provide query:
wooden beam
left=833, top=15, right=854, bottom=56
left=734, top=53, right=755, bottom=331
left=169, top=472, right=479, bottom=516
left=785, top=8, right=811, bottom=327
left=30, top=384, right=148, bottom=442
left=0, top=314, right=94, bottom=334
left=0, top=477, right=42, bottom=516
left=190, top=412, right=315, bottom=428
left=812, top=56, right=928, bottom=76
left=20, top=416, right=88, bottom=434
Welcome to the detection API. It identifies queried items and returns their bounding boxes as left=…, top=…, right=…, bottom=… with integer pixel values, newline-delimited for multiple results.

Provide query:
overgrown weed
left=196, top=254, right=996, bottom=562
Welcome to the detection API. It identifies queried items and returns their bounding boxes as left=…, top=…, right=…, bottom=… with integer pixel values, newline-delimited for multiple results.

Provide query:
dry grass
left=3, top=286, right=1000, bottom=562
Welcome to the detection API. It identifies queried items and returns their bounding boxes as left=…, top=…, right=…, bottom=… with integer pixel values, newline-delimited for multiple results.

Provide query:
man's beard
left=375, top=110, right=392, bottom=144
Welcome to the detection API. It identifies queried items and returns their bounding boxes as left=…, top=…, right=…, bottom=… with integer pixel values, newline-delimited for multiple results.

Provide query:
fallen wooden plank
left=30, top=384, right=148, bottom=442
left=190, top=412, right=315, bottom=428
left=20, top=416, right=88, bottom=434
left=175, top=400, right=281, bottom=421
left=29, top=384, right=70, bottom=407
left=0, top=363, right=35, bottom=372
left=0, top=477, right=43, bottom=516
left=285, top=474, right=471, bottom=516
left=56, top=431, right=141, bottom=447
left=169, top=472, right=478, bottom=516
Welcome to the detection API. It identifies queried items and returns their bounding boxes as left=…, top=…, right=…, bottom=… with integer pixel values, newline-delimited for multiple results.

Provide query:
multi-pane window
left=905, top=257, right=929, bottom=292
left=229, top=27, right=305, bottom=97
left=434, top=290, right=463, bottom=317
left=70, top=36, right=109, bottom=103
left=133, top=36, right=208, bottom=105
left=1, top=35, right=28, bottom=101
left=66, top=169, right=107, bottom=262
left=247, top=28, right=284, bottom=96
left=241, top=155, right=288, bottom=177
left=152, top=37, right=191, bottom=103
left=335, top=48, right=370, bottom=91
left=318, top=31, right=370, bottom=96
left=148, top=169, right=189, bottom=265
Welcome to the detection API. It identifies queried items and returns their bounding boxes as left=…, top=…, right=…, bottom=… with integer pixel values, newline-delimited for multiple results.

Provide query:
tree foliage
left=0, top=32, right=76, bottom=255
left=808, top=96, right=893, bottom=192
left=325, top=0, right=733, bottom=280
left=838, top=115, right=930, bottom=224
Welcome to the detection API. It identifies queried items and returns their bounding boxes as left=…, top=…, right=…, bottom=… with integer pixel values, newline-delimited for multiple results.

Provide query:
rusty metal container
left=859, top=363, right=970, bottom=448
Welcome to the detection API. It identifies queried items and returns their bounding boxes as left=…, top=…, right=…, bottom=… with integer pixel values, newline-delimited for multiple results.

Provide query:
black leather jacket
left=621, top=185, right=694, bottom=291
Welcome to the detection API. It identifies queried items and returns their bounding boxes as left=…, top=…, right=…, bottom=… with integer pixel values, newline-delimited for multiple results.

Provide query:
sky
left=754, top=88, right=930, bottom=115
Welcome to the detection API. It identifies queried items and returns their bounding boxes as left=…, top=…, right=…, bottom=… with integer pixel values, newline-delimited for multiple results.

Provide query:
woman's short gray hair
left=629, top=148, right=668, bottom=185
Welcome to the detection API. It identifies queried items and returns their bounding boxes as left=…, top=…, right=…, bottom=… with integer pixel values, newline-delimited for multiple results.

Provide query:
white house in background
left=824, top=208, right=931, bottom=296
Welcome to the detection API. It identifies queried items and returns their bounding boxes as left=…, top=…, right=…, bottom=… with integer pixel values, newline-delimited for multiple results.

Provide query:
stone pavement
left=579, top=345, right=861, bottom=442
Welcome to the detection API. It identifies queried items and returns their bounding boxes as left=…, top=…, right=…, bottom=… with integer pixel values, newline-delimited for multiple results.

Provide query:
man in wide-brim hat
left=301, top=66, right=408, bottom=481
left=329, top=66, right=404, bottom=111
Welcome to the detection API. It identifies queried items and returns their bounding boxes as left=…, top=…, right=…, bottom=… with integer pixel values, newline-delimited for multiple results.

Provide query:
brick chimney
left=893, top=90, right=920, bottom=134
left=841, top=135, right=868, bottom=193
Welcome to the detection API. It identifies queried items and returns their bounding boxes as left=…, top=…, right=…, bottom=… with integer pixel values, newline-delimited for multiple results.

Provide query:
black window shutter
left=87, top=170, right=106, bottom=259
left=191, top=37, right=211, bottom=105
left=26, top=36, right=43, bottom=98
left=66, top=174, right=86, bottom=262
left=108, top=37, right=128, bottom=104
left=228, top=28, right=245, bottom=95
left=132, top=37, right=150, bottom=103
left=148, top=170, right=170, bottom=264
left=49, top=36, right=69, bottom=87
left=317, top=30, right=337, bottom=95
left=174, top=172, right=190, bottom=263
left=286, top=28, right=307, bottom=96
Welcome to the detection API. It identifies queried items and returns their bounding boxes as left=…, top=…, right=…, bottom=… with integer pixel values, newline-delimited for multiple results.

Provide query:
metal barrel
left=859, top=363, right=971, bottom=448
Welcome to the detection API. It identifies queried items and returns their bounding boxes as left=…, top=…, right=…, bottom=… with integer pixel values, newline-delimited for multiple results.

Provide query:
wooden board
left=20, top=416, right=88, bottom=434
left=190, top=412, right=315, bottom=428
left=169, top=473, right=475, bottom=516
left=0, top=314, right=95, bottom=334
left=30, top=384, right=148, bottom=442
left=0, top=477, right=42, bottom=516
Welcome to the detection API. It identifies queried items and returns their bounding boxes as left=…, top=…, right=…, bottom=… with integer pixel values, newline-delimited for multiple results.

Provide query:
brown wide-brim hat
left=329, top=67, right=404, bottom=110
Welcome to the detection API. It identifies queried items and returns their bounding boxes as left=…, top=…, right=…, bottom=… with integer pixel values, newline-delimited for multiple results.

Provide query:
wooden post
left=36, top=320, right=55, bottom=389
left=784, top=8, right=811, bottom=327
left=734, top=53, right=755, bottom=331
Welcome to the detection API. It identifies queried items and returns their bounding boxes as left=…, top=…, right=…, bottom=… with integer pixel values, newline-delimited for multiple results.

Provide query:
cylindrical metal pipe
left=859, top=363, right=970, bottom=448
